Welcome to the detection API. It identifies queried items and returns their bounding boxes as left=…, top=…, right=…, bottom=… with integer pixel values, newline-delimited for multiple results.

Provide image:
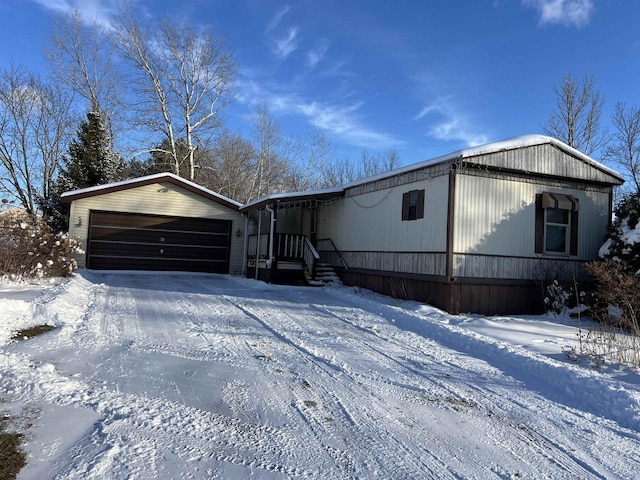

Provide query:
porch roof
left=240, top=186, right=344, bottom=212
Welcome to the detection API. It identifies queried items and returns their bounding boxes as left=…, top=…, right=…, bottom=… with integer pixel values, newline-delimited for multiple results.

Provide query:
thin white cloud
left=416, top=98, right=490, bottom=147
left=319, top=59, right=356, bottom=79
left=522, top=0, right=594, bottom=28
left=306, top=39, right=330, bottom=68
left=266, top=5, right=290, bottom=33
left=30, top=0, right=118, bottom=28
left=296, top=101, right=400, bottom=148
left=234, top=78, right=401, bottom=149
left=274, top=26, right=299, bottom=58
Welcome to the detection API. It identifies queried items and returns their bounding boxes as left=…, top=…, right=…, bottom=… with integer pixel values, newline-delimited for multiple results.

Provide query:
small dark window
left=402, top=189, right=425, bottom=221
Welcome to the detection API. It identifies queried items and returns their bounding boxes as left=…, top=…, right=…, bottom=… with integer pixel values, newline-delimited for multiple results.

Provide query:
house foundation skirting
left=338, top=268, right=548, bottom=315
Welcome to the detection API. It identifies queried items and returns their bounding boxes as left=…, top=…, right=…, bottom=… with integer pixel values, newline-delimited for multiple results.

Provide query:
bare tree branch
left=606, top=102, right=640, bottom=193
left=111, top=12, right=236, bottom=180
left=47, top=11, right=122, bottom=144
left=0, top=65, right=74, bottom=213
left=543, top=74, right=608, bottom=156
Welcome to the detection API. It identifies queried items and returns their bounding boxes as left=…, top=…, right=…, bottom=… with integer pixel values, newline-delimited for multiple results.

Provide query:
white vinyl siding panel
left=453, top=174, right=610, bottom=275
left=318, top=175, right=449, bottom=253
left=68, top=182, right=244, bottom=274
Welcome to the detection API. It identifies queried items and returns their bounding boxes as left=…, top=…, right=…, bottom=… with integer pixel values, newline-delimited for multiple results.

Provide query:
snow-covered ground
left=1, top=271, right=639, bottom=479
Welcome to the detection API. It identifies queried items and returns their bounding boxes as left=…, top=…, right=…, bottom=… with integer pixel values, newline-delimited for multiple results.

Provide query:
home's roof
left=341, top=134, right=624, bottom=188
left=60, top=172, right=242, bottom=211
left=240, top=186, right=344, bottom=212
left=241, top=135, right=624, bottom=210
left=61, top=136, right=624, bottom=213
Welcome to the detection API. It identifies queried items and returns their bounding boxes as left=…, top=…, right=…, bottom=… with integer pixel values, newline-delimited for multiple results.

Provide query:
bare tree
left=204, top=134, right=257, bottom=201
left=0, top=66, right=74, bottom=213
left=606, top=102, right=640, bottom=193
left=321, top=157, right=357, bottom=187
left=47, top=11, right=121, bottom=142
left=359, top=148, right=400, bottom=178
left=543, top=74, right=608, bottom=156
left=246, top=103, right=294, bottom=201
left=321, top=148, right=400, bottom=187
left=112, top=12, right=236, bottom=181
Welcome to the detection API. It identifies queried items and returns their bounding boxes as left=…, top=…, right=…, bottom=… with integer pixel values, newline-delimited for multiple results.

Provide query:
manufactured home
left=241, top=135, right=624, bottom=314
left=62, top=135, right=623, bottom=315
left=61, top=173, right=245, bottom=275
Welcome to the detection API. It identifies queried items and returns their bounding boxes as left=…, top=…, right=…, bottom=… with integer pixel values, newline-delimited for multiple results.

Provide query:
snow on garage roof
left=60, top=172, right=242, bottom=210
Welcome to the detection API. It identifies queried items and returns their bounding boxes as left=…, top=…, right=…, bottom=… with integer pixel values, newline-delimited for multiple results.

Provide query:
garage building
left=61, top=173, right=244, bottom=275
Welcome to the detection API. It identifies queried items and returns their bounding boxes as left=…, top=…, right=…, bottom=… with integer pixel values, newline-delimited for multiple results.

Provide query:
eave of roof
left=339, top=134, right=624, bottom=189
left=241, top=135, right=624, bottom=210
left=60, top=172, right=242, bottom=211
left=240, top=186, right=344, bottom=212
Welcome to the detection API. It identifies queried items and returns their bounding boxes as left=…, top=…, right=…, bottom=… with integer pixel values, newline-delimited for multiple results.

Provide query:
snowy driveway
left=3, top=271, right=640, bottom=479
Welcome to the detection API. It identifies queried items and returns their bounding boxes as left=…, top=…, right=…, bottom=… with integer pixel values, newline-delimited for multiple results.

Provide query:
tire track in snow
left=225, top=295, right=473, bottom=479
left=242, top=292, right=629, bottom=479
left=11, top=273, right=640, bottom=478
left=314, top=291, right=640, bottom=479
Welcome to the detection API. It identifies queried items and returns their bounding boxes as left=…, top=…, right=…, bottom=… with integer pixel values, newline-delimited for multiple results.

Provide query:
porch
left=240, top=189, right=345, bottom=286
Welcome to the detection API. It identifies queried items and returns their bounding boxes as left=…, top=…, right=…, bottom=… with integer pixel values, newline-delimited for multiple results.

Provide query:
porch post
left=266, top=204, right=277, bottom=276
left=242, top=214, right=249, bottom=275
left=255, top=209, right=262, bottom=280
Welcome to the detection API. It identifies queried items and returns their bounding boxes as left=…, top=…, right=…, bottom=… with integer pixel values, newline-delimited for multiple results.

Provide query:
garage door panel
left=88, top=211, right=231, bottom=273
left=88, top=256, right=226, bottom=273
left=90, top=242, right=229, bottom=261
left=92, top=212, right=231, bottom=234
left=90, top=227, right=229, bottom=247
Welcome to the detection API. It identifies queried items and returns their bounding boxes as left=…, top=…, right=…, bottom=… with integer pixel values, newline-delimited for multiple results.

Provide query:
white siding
left=454, top=173, right=610, bottom=258
left=68, top=181, right=244, bottom=274
left=453, top=173, right=610, bottom=279
left=318, top=174, right=449, bottom=254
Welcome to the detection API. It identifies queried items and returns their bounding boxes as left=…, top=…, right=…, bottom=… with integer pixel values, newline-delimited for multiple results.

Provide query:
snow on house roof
left=60, top=136, right=624, bottom=213
left=341, top=134, right=624, bottom=189
left=241, top=135, right=624, bottom=210
left=241, top=186, right=344, bottom=211
left=60, top=172, right=242, bottom=210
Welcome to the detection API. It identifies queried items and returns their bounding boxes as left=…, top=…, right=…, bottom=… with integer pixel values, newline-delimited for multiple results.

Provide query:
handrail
left=273, top=233, right=319, bottom=279
left=303, top=236, right=320, bottom=280
left=304, top=236, right=320, bottom=260
left=317, top=238, right=348, bottom=271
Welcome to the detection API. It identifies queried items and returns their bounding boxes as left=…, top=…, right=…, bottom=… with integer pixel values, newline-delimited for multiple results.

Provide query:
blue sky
left=0, top=0, right=638, bottom=166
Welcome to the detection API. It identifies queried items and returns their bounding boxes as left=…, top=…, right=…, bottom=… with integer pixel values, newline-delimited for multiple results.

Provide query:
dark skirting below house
left=337, top=269, right=547, bottom=316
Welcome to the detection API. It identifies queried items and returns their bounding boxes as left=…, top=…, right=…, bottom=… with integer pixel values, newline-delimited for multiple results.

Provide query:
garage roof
left=60, top=173, right=242, bottom=211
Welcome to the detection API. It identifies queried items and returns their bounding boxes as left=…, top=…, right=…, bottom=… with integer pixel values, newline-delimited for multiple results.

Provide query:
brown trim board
left=446, top=168, right=456, bottom=280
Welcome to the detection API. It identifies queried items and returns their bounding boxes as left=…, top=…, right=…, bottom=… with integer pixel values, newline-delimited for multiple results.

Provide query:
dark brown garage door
left=87, top=211, right=231, bottom=273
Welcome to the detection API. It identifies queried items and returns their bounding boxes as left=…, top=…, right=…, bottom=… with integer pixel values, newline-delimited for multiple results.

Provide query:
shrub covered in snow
left=544, top=280, right=572, bottom=316
left=591, top=192, right=640, bottom=316
left=598, top=191, right=640, bottom=273
left=582, top=192, right=640, bottom=366
left=0, top=209, right=82, bottom=279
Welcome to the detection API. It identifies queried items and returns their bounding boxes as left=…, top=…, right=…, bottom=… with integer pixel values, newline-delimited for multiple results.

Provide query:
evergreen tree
left=59, top=110, right=124, bottom=190
left=599, top=191, right=640, bottom=273
left=44, top=111, right=125, bottom=232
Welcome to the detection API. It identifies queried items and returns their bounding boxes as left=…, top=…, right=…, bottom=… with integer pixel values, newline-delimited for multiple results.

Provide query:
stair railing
left=317, top=238, right=348, bottom=271
left=275, top=233, right=320, bottom=279
left=303, top=237, right=320, bottom=280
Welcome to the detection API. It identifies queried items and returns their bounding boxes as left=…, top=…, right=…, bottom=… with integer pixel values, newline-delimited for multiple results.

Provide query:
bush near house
left=0, top=209, right=81, bottom=279
left=579, top=191, right=640, bottom=367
